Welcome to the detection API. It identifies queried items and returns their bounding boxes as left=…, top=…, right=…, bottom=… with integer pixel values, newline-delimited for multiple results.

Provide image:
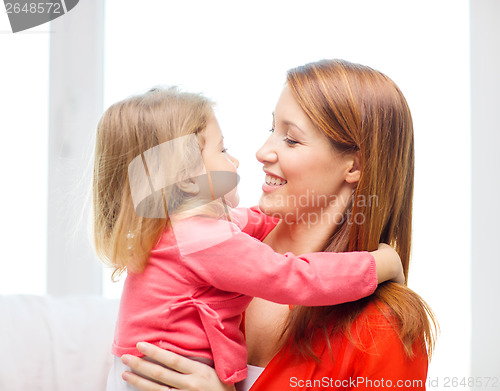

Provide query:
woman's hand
left=121, top=342, right=235, bottom=391
left=372, top=243, right=405, bottom=285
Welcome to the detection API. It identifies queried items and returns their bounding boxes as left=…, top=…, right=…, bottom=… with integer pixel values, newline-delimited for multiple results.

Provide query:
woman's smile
left=262, top=172, right=288, bottom=193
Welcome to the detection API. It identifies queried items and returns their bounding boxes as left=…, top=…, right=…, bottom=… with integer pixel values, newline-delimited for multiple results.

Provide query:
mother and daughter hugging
left=92, top=59, right=436, bottom=391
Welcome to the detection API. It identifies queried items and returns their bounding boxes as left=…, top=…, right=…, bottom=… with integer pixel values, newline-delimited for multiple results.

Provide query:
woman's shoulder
left=353, top=300, right=395, bottom=328
left=343, top=300, right=429, bottom=377
left=348, top=300, right=405, bottom=351
left=255, top=301, right=428, bottom=391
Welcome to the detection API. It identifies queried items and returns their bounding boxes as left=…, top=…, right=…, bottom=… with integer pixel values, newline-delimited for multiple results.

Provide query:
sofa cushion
left=0, top=295, right=119, bottom=391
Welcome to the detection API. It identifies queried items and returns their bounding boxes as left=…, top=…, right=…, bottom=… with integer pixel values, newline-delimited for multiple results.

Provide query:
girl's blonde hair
left=93, top=87, right=213, bottom=279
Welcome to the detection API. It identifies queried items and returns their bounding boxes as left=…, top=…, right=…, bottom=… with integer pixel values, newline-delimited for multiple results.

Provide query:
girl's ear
left=177, top=178, right=200, bottom=195
left=345, top=152, right=361, bottom=184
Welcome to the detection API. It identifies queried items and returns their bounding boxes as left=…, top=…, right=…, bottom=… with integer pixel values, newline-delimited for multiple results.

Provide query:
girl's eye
left=284, top=137, right=299, bottom=146
left=269, top=128, right=274, bottom=133
left=222, top=147, right=228, bottom=153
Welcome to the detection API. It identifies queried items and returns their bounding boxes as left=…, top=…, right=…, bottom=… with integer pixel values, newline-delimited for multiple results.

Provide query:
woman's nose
left=256, top=135, right=278, bottom=164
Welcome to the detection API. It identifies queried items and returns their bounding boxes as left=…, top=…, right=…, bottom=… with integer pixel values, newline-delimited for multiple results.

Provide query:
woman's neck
left=264, top=214, right=338, bottom=254
left=262, top=186, right=352, bottom=254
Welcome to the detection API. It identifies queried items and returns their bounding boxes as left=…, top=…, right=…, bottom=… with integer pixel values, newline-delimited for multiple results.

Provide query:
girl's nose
left=228, top=153, right=239, bottom=169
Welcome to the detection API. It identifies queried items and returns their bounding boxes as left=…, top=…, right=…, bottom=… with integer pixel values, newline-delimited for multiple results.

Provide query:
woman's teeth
left=265, top=174, right=287, bottom=186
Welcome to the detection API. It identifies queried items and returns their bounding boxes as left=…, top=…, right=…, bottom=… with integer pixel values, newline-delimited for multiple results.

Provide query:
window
left=0, top=13, right=49, bottom=295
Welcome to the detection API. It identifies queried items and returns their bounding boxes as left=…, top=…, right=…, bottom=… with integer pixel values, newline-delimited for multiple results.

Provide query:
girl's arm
left=231, top=206, right=279, bottom=241
left=373, top=243, right=404, bottom=284
left=121, top=343, right=232, bottom=391
left=180, top=219, right=401, bottom=306
left=234, top=207, right=404, bottom=285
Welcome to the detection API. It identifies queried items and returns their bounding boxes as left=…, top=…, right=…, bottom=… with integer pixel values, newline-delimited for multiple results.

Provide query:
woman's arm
left=121, top=343, right=234, bottom=391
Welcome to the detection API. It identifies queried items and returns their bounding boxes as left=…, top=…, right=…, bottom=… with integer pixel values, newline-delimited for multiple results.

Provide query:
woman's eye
left=222, top=147, right=228, bottom=153
left=284, top=137, right=299, bottom=146
left=269, top=128, right=275, bottom=133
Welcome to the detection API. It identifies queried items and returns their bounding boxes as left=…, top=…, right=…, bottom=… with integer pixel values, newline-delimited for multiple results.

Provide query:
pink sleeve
left=231, top=206, right=279, bottom=241
left=182, top=228, right=377, bottom=306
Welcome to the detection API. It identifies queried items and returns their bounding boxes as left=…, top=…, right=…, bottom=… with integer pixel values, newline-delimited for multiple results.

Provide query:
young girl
left=93, top=87, right=402, bottom=389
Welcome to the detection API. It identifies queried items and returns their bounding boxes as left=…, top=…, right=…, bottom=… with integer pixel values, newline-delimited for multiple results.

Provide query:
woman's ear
left=345, top=152, right=361, bottom=184
left=177, top=177, right=200, bottom=195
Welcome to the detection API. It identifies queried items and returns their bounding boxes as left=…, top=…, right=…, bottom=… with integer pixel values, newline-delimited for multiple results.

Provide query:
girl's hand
left=121, top=342, right=235, bottom=391
left=372, top=243, right=405, bottom=285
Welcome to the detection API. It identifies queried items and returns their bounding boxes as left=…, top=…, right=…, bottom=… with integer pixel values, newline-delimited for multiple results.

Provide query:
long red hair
left=283, top=59, right=436, bottom=359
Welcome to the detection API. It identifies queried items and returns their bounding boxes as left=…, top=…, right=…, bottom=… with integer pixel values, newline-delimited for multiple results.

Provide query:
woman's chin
left=258, top=195, right=269, bottom=213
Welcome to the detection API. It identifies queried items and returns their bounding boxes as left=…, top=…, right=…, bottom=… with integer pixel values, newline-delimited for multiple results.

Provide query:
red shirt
left=250, top=302, right=428, bottom=390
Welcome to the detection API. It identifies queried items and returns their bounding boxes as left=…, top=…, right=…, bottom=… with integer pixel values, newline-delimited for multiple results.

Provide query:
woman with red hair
left=120, top=59, right=437, bottom=391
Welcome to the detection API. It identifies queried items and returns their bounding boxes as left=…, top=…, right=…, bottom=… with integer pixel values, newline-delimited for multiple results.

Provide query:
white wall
left=0, top=11, right=49, bottom=295
left=470, top=0, right=500, bottom=382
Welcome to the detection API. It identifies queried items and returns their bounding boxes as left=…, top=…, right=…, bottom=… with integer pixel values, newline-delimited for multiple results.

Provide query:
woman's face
left=256, top=86, right=356, bottom=224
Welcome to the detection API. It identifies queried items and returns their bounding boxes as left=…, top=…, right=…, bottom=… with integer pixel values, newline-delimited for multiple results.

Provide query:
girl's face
left=256, top=86, right=356, bottom=223
left=201, top=114, right=240, bottom=207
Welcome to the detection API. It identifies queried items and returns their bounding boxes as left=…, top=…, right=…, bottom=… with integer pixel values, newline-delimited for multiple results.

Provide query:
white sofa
left=0, top=295, right=119, bottom=391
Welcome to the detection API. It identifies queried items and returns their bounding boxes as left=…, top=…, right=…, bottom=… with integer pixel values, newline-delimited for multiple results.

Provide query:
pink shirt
left=112, top=207, right=377, bottom=384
